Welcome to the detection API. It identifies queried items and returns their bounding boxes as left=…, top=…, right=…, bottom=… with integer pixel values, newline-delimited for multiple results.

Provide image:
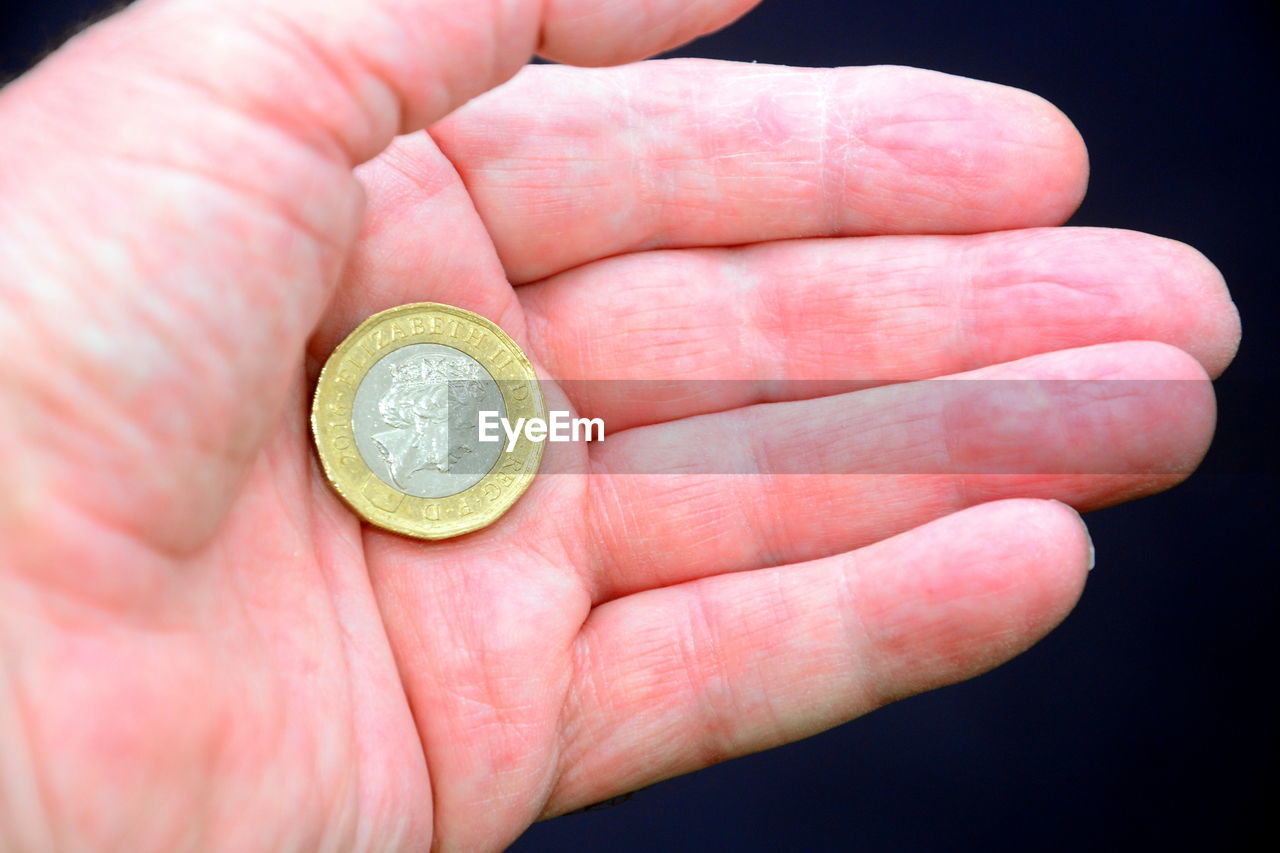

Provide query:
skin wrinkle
left=662, top=584, right=726, bottom=768
left=832, top=558, right=883, bottom=714
left=647, top=70, right=692, bottom=251
left=816, top=68, right=838, bottom=235
left=954, top=237, right=982, bottom=374
left=553, top=608, right=692, bottom=807
left=376, top=145, right=466, bottom=207
left=335, top=137, right=524, bottom=360
left=215, top=513, right=305, bottom=849
left=13, top=333, right=158, bottom=467
left=17, top=530, right=205, bottom=638
left=0, top=239, right=163, bottom=423
left=732, top=411, right=790, bottom=565
left=738, top=252, right=786, bottom=382
left=65, top=187, right=336, bottom=424
left=363, top=537, right=439, bottom=847
left=0, top=634, right=59, bottom=851
left=318, top=560, right=365, bottom=851
left=708, top=581, right=775, bottom=762
left=308, top=513, right=408, bottom=851
left=103, top=17, right=358, bottom=170
left=3, top=26, right=339, bottom=182
left=104, top=150, right=351, bottom=257
left=2, top=144, right=348, bottom=376
left=233, top=4, right=393, bottom=166
left=745, top=568, right=804, bottom=745
left=547, top=634, right=602, bottom=814
left=620, top=65, right=654, bottom=251
left=4, top=491, right=194, bottom=624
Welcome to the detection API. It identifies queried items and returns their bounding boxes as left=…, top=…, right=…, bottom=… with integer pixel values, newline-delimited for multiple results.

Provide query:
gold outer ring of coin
left=311, top=302, right=545, bottom=540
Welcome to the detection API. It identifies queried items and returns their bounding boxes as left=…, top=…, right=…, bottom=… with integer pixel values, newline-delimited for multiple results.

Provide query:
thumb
left=0, top=0, right=759, bottom=555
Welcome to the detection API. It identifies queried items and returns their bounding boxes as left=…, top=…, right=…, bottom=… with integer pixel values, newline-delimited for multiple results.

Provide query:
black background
left=4, top=1, right=1277, bottom=851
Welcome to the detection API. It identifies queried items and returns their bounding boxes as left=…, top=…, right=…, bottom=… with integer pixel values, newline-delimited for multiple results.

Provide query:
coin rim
left=311, top=302, right=546, bottom=540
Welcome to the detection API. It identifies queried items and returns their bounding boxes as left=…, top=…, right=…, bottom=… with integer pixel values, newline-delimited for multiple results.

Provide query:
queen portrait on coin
left=360, top=348, right=500, bottom=497
left=371, top=358, right=453, bottom=488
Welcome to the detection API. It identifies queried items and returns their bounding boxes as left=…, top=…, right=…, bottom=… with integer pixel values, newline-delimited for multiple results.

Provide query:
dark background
left=4, top=1, right=1276, bottom=851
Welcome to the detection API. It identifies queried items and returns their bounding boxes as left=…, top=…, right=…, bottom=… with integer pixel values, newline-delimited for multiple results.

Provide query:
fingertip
left=958, top=498, right=1091, bottom=659
left=1034, top=496, right=1094, bottom=583
left=859, top=498, right=1092, bottom=703
left=847, top=66, right=1091, bottom=232
left=966, top=227, right=1239, bottom=378
left=1046, top=499, right=1095, bottom=571
left=1004, top=87, right=1090, bottom=224
left=1156, top=237, right=1242, bottom=377
left=998, top=499, right=1092, bottom=648
left=1117, top=341, right=1220, bottom=479
left=970, top=76, right=1090, bottom=227
left=968, top=497, right=1092, bottom=607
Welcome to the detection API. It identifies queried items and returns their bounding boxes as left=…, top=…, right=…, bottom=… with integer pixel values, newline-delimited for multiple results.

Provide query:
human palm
left=0, top=1, right=1239, bottom=851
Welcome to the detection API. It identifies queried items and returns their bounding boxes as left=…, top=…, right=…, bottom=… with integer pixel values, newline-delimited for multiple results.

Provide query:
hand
left=0, top=0, right=1239, bottom=850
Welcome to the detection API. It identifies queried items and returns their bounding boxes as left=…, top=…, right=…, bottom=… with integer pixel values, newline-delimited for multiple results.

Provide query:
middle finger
left=520, top=226, right=1238, bottom=430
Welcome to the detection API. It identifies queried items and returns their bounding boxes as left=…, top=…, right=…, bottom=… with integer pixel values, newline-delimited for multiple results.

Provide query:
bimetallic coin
left=311, top=303, right=545, bottom=539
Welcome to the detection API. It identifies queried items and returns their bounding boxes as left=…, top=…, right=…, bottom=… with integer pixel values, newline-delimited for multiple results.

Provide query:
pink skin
left=0, top=1, right=1239, bottom=852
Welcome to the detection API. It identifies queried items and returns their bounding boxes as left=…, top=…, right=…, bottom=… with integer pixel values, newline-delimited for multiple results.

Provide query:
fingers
left=0, top=0, right=760, bottom=551
left=582, top=341, right=1214, bottom=602
left=522, top=227, right=1239, bottom=428
left=431, top=60, right=1088, bottom=281
left=548, top=499, right=1091, bottom=815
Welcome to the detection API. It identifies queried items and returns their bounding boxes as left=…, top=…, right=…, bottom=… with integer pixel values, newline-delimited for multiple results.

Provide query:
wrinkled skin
left=0, top=0, right=1239, bottom=851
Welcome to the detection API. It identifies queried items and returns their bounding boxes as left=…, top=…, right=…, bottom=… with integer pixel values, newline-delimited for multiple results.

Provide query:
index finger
left=430, top=60, right=1089, bottom=282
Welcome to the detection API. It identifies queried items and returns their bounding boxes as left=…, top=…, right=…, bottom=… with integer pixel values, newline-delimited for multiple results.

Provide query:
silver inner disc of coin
left=353, top=343, right=507, bottom=499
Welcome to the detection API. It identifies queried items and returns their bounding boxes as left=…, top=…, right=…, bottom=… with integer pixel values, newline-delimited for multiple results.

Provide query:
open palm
left=0, top=1, right=1238, bottom=851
